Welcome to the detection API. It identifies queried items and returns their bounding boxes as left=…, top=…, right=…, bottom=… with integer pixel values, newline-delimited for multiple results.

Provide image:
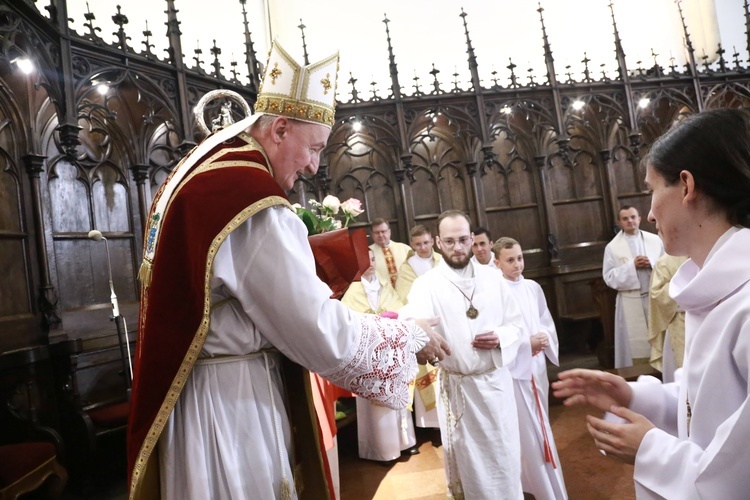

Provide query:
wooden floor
left=75, top=354, right=637, bottom=499
left=338, top=402, right=636, bottom=500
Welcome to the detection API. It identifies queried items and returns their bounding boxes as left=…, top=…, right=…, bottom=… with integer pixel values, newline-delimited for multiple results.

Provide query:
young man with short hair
left=494, top=237, right=567, bottom=500
left=602, top=206, right=664, bottom=368
left=402, top=210, right=525, bottom=499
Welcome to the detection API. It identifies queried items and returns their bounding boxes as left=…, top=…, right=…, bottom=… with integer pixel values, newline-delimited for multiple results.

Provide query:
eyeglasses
left=440, top=236, right=471, bottom=248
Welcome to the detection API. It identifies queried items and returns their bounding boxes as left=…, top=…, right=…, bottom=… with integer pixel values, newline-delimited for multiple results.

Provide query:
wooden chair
left=0, top=346, right=69, bottom=499
left=51, top=339, right=130, bottom=492
left=0, top=441, right=67, bottom=499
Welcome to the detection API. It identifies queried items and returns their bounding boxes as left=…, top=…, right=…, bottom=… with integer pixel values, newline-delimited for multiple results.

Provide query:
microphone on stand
left=88, top=230, right=119, bottom=317
left=88, top=230, right=133, bottom=386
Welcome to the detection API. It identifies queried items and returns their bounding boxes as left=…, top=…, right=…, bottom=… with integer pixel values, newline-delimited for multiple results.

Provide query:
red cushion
left=0, top=442, right=56, bottom=487
left=87, top=401, right=130, bottom=428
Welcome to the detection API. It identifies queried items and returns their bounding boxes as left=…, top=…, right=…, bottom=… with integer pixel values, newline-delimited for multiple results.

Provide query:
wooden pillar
left=23, top=154, right=61, bottom=331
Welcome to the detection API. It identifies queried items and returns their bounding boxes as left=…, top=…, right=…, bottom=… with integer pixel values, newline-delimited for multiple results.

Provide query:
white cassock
left=603, top=230, right=664, bottom=368
left=397, top=251, right=443, bottom=429
left=403, top=260, right=524, bottom=500
left=158, top=207, right=427, bottom=500
left=470, top=254, right=498, bottom=269
left=341, top=276, right=416, bottom=461
left=621, top=227, right=750, bottom=499
left=505, top=276, right=567, bottom=500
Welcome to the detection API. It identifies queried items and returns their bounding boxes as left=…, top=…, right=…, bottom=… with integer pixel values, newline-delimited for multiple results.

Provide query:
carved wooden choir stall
left=2, top=0, right=750, bottom=494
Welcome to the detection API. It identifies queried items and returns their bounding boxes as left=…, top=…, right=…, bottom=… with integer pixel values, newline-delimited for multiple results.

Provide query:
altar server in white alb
left=553, top=108, right=750, bottom=499
left=493, top=237, right=567, bottom=500
left=341, top=250, right=417, bottom=462
left=602, top=205, right=664, bottom=368
left=402, top=210, right=525, bottom=499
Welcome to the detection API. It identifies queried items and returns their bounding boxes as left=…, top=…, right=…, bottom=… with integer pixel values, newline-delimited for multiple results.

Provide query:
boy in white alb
left=494, top=237, right=567, bottom=500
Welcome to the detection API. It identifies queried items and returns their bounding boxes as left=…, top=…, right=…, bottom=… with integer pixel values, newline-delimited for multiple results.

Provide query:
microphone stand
left=89, top=230, right=132, bottom=400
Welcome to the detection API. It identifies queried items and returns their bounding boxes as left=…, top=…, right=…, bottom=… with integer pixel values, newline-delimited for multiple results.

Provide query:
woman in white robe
left=552, top=108, right=750, bottom=499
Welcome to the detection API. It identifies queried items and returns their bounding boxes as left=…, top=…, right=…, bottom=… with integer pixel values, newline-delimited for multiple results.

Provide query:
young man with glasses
left=401, top=210, right=526, bottom=499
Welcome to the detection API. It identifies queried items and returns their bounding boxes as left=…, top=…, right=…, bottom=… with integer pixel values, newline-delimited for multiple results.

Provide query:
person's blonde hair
left=492, top=237, right=520, bottom=258
left=410, top=224, right=432, bottom=238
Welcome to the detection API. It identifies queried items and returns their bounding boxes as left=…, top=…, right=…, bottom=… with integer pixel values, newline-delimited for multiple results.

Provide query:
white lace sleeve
left=318, top=315, right=428, bottom=410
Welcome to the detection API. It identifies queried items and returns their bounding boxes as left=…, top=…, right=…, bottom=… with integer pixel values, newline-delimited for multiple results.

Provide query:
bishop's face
left=436, top=216, right=473, bottom=270
left=267, top=118, right=330, bottom=190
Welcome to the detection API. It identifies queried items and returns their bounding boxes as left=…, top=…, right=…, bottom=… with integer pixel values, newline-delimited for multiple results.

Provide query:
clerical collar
left=449, top=261, right=474, bottom=279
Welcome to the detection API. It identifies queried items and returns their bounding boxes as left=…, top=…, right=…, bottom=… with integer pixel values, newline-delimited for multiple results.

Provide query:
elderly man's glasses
left=440, top=236, right=471, bottom=248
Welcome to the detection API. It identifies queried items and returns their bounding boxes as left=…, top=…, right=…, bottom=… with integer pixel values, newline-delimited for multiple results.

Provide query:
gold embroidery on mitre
left=269, top=62, right=282, bottom=84
left=254, top=40, right=339, bottom=128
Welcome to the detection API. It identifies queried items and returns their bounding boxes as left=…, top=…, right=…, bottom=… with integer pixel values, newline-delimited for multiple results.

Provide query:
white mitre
left=254, top=40, right=339, bottom=128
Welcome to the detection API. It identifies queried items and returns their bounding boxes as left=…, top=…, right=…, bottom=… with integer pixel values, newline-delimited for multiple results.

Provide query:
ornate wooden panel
left=326, top=115, right=403, bottom=235
left=408, top=110, right=474, bottom=230
left=0, top=76, right=36, bottom=350
left=483, top=126, right=545, bottom=268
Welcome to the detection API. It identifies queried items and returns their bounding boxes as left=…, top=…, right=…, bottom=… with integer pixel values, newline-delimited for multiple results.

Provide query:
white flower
left=340, top=198, right=364, bottom=217
left=291, top=203, right=302, bottom=210
left=332, top=219, right=342, bottom=229
left=322, top=195, right=341, bottom=214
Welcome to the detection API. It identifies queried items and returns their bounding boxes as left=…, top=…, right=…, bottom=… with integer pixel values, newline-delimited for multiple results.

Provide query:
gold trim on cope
left=129, top=194, right=292, bottom=499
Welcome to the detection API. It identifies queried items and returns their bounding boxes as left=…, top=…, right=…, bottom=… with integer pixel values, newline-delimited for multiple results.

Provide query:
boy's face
left=494, top=244, right=524, bottom=282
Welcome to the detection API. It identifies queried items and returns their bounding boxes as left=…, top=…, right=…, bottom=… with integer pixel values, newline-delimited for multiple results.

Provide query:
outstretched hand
left=551, top=369, right=632, bottom=412
left=413, top=317, right=451, bottom=365
left=586, top=405, right=655, bottom=464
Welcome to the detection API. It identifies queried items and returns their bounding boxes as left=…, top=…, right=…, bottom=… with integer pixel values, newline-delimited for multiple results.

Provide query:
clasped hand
left=634, top=255, right=652, bottom=269
left=471, top=331, right=499, bottom=350
left=531, top=332, right=548, bottom=356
